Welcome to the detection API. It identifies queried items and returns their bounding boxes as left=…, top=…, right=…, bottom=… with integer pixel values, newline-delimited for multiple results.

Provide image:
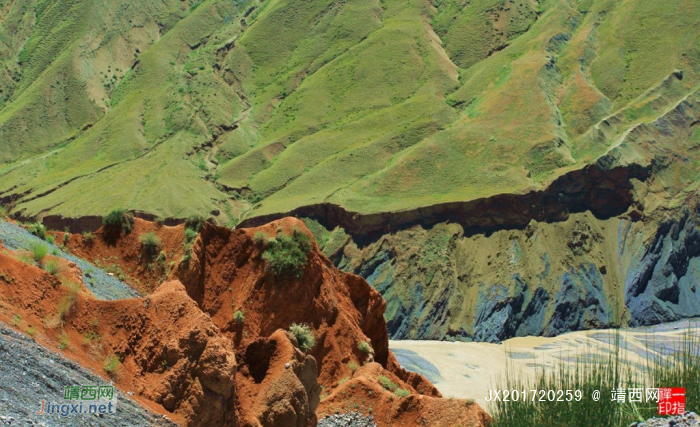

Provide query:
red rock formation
left=0, top=218, right=490, bottom=427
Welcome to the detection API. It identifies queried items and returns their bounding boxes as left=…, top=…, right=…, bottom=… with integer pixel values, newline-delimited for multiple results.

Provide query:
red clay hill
left=0, top=217, right=490, bottom=427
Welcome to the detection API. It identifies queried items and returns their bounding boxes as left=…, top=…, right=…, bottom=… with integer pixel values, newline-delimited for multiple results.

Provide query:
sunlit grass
left=492, top=329, right=700, bottom=426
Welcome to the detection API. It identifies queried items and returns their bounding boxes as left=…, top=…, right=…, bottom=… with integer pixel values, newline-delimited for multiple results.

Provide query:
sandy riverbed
left=391, top=319, right=700, bottom=412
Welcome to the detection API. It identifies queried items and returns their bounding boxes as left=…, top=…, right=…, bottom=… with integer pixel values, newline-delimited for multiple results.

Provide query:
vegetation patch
left=103, top=209, right=134, bottom=235
left=185, top=214, right=206, bottom=233
left=81, top=231, right=94, bottom=244
left=394, top=388, right=410, bottom=397
left=58, top=332, right=70, bottom=350
left=26, top=223, right=47, bottom=240
left=233, top=310, right=245, bottom=324
left=30, top=242, right=48, bottom=263
left=82, top=331, right=101, bottom=346
left=42, top=259, right=61, bottom=275
left=253, top=231, right=268, bottom=245
left=262, top=229, right=312, bottom=278
left=103, top=353, right=121, bottom=377
left=289, top=322, right=316, bottom=353
left=10, top=314, right=21, bottom=326
left=378, top=375, right=398, bottom=392
left=491, top=331, right=700, bottom=427
left=46, top=281, right=81, bottom=328
left=139, top=232, right=161, bottom=257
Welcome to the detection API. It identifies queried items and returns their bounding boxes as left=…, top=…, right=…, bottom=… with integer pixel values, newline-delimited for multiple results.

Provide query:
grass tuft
left=58, top=332, right=70, bottom=350
left=139, top=232, right=161, bottom=257
left=43, top=259, right=61, bottom=275
left=82, top=331, right=101, bottom=346
left=394, top=388, right=410, bottom=397
left=30, top=242, right=48, bottom=262
left=103, top=209, right=134, bottom=235
left=10, top=314, right=21, bottom=326
left=51, top=281, right=81, bottom=326
left=184, top=228, right=198, bottom=243
left=27, top=223, right=47, bottom=240
left=262, top=228, right=312, bottom=278
left=358, top=341, right=372, bottom=354
left=289, top=322, right=316, bottom=353
left=233, top=310, right=245, bottom=324
left=103, top=353, right=121, bottom=377
left=185, top=214, right=206, bottom=233
left=253, top=231, right=268, bottom=245
left=378, top=375, right=398, bottom=392
left=491, top=330, right=700, bottom=427
left=81, top=231, right=94, bottom=243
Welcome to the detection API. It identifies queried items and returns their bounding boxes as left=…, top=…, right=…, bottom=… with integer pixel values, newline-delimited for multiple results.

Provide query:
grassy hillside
left=0, top=0, right=699, bottom=224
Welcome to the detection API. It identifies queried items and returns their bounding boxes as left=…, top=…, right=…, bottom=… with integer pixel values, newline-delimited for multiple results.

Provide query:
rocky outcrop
left=310, top=205, right=700, bottom=342
left=239, top=158, right=650, bottom=241
left=297, top=89, right=700, bottom=342
left=0, top=218, right=490, bottom=427
left=625, top=211, right=700, bottom=326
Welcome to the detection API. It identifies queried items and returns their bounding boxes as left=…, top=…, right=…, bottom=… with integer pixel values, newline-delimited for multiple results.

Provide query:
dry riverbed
left=391, top=319, right=700, bottom=412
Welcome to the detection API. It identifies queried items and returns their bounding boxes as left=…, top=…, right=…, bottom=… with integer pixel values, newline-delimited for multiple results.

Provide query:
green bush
left=234, top=310, right=245, bottom=324
left=58, top=333, right=70, bottom=350
left=31, top=242, right=48, bottom=262
left=262, top=229, right=312, bottom=278
left=394, top=388, right=410, bottom=397
left=253, top=231, right=268, bottom=245
left=348, top=361, right=359, bottom=373
left=81, top=231, right=94, bottom=243
left=103, top=209, right=134, bottom=234
left=289, top=323, right=316, bottom=353
left=185, top=214, right=206, bottom=232
left=46, top=235, right=55, bottom=245
left=103, top=354, right=121, bottom=377
left=358, top=341, right=372, bottom=354
left=27, top=223, right=47, bottom=240
left=184, top=227, right=198, bottom=243
left=0, top=205, right=6, bottom=218
left=43, top=259, right=61, bottom=275
left=378, top=375, right=398, bottom=391
left=139, top=232, right=161, bottom=256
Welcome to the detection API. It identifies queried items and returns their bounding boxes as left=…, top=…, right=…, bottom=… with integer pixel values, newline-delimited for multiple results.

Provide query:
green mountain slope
left=2, top=0, right=700, bottom=342
left=1, top=0, right=698, bottom=223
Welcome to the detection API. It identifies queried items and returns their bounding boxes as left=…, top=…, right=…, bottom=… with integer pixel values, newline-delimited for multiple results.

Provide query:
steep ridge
left=1, top=0, right=699, bottom=348
left=238, top=156, right=650, bottom=241
left=6, top=86, right=700, bottom=346
left=1, top=0, right=699, bottom=224
left=304, top=88, right=700, bottom=341
left=0, top=218, right=490, bottom=426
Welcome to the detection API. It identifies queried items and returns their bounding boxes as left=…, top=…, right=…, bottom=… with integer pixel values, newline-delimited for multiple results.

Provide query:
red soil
left=0, top=218, right=490, bottom=427
left=57, top=220, right=188, bottom=294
